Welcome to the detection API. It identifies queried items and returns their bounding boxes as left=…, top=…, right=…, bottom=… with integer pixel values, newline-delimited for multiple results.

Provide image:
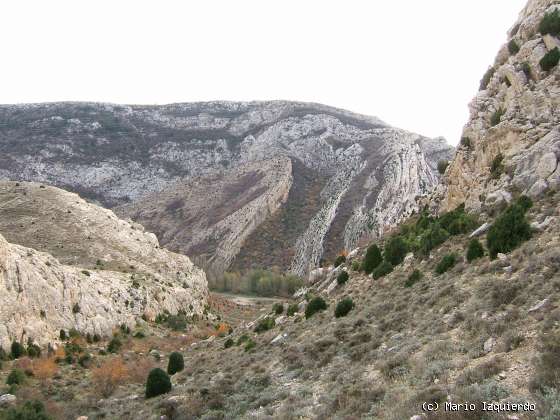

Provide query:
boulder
left=543, top=34, right=560, bottom=51
left=485, top=190, right=512, bottom=212
left=470, top=222, right=491, bottom=238
left=537, top=152, right=558, bottom=179
left=484, top=337, right=496, bottom=353
left=528, top=298, right=550, bottom=313
left=0, top=394, right=16, bottom=408
left=527, top=179, right=548, bottom=198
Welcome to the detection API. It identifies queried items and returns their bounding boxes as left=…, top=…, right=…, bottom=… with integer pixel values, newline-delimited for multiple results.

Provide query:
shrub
left=208, top=269, right=303, bottom=298
left=516, top=194, right=533, bottom=212
left=145, top=367, right=172, bottom=398
left=166, top=314, right=188, bottom=331
left=254, top=317, right=275, bottom=333
left=521, top=61, right=532, bottom=80
left=539, top=9, right=560, bottom=36
left=435, top=253, right=457, bottom=274
left=487, top=200, right=532, bottom=259
left=93, top=333, right=101, bottom=342
left=287, top=303, right=298, bottom=317
left=224, top=338, right=234, bottom=349
left=72, top=303, right=81, bottom=314
left=490, top=153, right=504, bottom=179
left=460, top=136, right=472, bottom=149
left=362, top=244, right=382, bottom=274
left=531, top=330, right=560, bottom=392
left=490, top=108, right=505, bottom=127
left=384, top=236, right=408, bottom=266
left=437, top=160, right=449, bottom=175
left=439, top=203, right=477, bottom=235
left=372, top=261, right=393, bottom=279
left=540, top=47, right=560, bottom=71
left=351, top=260, right=361, bottom=271
left=6, top=368, right=26, bottom=385
left=167, top=352, right=184, bottom=375
left=81, top=270, right=90, bottom=277
left=107, top=337, right=122, bottom=353
left=508, top=39, right=520, bottom=55
left=272, top=303, right=284, bottom=315
left=244, top=339, right=256, bottom=352
left=337, top=270, right=349, bottom=285
left=59, top=329, right=67, bottom=341
left=405, top=269, right=422, bottom=288
left=334, top=298, right=354, bottom=318
left=27, top=343, right=41, bottom=358
left=334, top=254, right=346, bottom=268
left=418, top=223, right=449, bottom=255
left=11, top=341, right=25, bottom=359
left=466, top=239, right=485, bottom=262
left=305, top=297, right=327, bottom=319
left=2, top=400, right=52, bottom=420
left=78, top=354, right=92, bottom=368
left=236, top=334, right=249, bottom=346
left=480, top=67, right=495, bottom=90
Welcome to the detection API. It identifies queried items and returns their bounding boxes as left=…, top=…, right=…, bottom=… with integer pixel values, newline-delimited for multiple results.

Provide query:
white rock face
left=438, top=0, right=560, bottom=212
left=0, top=182, right=208, bottom=351
left=0, top=101, right=453, bottom=276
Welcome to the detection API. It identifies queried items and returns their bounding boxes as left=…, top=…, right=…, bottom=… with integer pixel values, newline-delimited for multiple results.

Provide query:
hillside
left=0, top=101, right=453, bottom=276
left=0, top=181, right=208, bottom=351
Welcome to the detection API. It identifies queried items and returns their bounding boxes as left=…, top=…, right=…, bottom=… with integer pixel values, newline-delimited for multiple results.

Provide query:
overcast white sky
left=1, top=0, right=527, bottom=145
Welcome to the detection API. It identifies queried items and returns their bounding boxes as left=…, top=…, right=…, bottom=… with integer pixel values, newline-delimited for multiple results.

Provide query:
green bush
left=435, top=254, right=457, bottom=274
left=254, top=317, right=275, bottom=333
left=244, top=338, right=256, bottom=352
left=11, top=341, right=25, bottom=359
left=334, top=298, right=354, bottom=318
left=272, top=303, right=284, bottom=315
left=145, top=368, right=172, bottom=398
left=362, top=244, right=382, bottom=274
left=334, top=254, right=346, bottom=268
left=2, top=400, right=52, bottom=420
left=487, top=199, right=532, bottom=259
left=480, top=67, right=495, bottom=90
left=372, top=261, right=394, bottom=279
left=508, top=39, right=520, bottom=55
left=167, top=352, right=184, bottom=375
left=236, top=334, right=249, bottom=346
left=539, top=9, right=560, bottom=36
left=27, top=343, right=41, bottom=358
left=72, top=303, right=81, bottom=314
left=405, top=269, right=422, bottom=288
left=166, top=314, right=188, bottom=331
left=460, top=136, right=472, bottom=149
left=419, top=223, right=449, bottom=255
left=59, top=329, right=67, bottom=341
left=490, top=108, right=505, bottom=127
left=287, top=303, right=298, bottom=317
left=384, top=236, right=408, bottom=266
left=521, top=61, right=532, bottom=80
left=305, top=297, right=327, bottom=319
left=6, top=368, right=26, bottom=385
left=466, top=239, right=485, bottom=262
left=490, top=153, right=504, bottom=179
left=107, top=337, right=122, bottom=353
left=336, top=270, right=349, bottom=285
left=540, top=47, right=560, bottom=71
left=437, top=160, right=449, bottom=175
left=208, top=269, right=303, bottom=298
left=439, top=203, right=477, bottom=235
left=224, top=338, right=234, bottom=349
left=351, top=260, right=361, bottom=271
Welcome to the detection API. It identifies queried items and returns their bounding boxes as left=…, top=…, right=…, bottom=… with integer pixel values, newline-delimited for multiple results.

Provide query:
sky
left=1, top=0, right=527, bottom=146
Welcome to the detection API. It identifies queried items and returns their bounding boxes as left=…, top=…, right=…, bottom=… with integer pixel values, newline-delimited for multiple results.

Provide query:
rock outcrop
left=439, top=0, right=560, bottom=213
left=0, top=181, right=208, bottom=350
left=0, top=101, right=453, bottom=276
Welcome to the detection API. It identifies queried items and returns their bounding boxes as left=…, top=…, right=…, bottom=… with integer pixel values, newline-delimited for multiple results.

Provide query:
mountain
left=0, top=181, right=208, bottom=350
left=0, top=101, right=453, bottom=276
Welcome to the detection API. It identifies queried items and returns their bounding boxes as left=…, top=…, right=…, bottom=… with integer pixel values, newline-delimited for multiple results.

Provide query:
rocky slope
left=439, top=0, right=560, bottom=213
left=0, top=181, right=208, bottom=350
left=0, top=101, right=453, bottom=276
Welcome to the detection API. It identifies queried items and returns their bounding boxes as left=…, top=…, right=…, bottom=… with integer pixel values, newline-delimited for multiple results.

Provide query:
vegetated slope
left=0, top=181, right=208, bottom=350
left=117, top=157, right=293, bottom=276
left=438, top=0, right=560, bottom=213
left=0, top=101, right=453, bottom=276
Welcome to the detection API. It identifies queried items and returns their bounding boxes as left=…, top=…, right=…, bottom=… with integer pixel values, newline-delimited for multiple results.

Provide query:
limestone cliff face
left=0, top=101, right=453, bottom=276
left=0, top=181, right=208, bottom=350
left=440, top=0, right=560, bottom=213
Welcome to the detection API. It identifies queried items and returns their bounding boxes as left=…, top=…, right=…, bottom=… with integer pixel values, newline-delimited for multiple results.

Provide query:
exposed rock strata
left=439, top=0, right=560, bottom=212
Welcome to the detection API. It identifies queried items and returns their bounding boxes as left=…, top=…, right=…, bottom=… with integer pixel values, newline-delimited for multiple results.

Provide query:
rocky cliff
left=0, top=181, right=208, bottom=350
left=0, top=101, right=453, bottom=276
left=440, top=0, right=560, bottom=213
